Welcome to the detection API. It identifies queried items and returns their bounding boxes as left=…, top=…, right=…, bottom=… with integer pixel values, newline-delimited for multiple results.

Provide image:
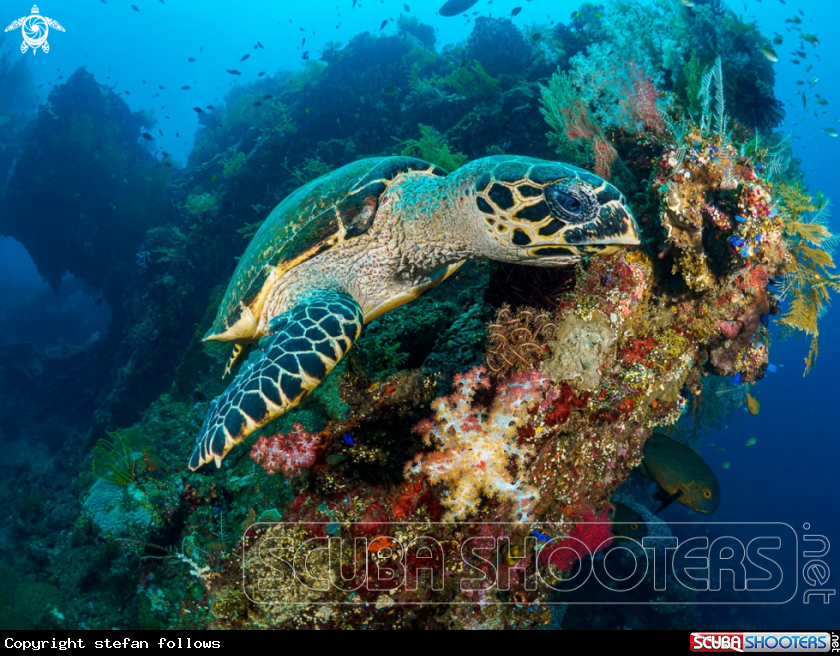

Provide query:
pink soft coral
left=250, top=423, right=321, bottom=477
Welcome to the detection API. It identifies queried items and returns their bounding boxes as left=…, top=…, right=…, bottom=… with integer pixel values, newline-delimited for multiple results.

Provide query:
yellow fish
left=637, top=434, right=720, bottom=514
left=745, top=392, right=761, bottom=416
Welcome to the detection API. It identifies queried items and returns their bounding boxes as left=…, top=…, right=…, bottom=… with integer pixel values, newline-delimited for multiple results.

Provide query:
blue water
left=0, top=0, right=837, bottom=631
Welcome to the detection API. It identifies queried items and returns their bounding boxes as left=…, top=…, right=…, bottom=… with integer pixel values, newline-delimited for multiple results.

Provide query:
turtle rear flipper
left=188, top=289, right=363, bottom=470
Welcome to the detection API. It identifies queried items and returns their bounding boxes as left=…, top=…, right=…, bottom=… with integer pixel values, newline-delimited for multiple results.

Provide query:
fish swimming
left=610, top=501, right=648, bottom=541
left=438, top=0, right=479, bottom=17
left=636, top=433, right=720, bottom=514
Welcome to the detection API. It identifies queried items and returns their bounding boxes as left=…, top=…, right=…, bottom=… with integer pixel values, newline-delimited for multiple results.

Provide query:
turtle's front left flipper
left=189, top=289, right=363, bottom=470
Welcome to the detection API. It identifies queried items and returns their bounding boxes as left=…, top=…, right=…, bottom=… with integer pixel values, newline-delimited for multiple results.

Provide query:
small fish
left=181, top=85, right=191, bottom=90
left=636, top=433, right=720, bottom=514
left=159, top=85, right=164, bottom=90
left=404, top=4, right=410, bottom=11
left=531, top=32, right=541, bottom=42
left=257, top=41, right=264, bottom=49
left=226, top=69, right=242, bottom=75
left=380, top=19, right=388, bottom=30
left=745, top=437, right=757, bottom=447
left=123, top=89, right=130, bottom=95
left=262, top=94, right=273, bottom=100
left=302, top=51, right=310, bottom=60
left=342, top=433, right=355, bottom=446
left=382, top=86, right=398, bottom=94
left=800, top=33, right=819, bottom=45
left=240, top=54, right=250, bottom=62
left=438, top=0, right=479, bottom=17
left=773, top=35, right=784, bottom=45
left=759, top=45, right=778, bottom=62
left=188, top=57, right=196, bottom=62
left=141, top=132, right=154, bottom=141
left=808, top=75, right=819, bottom=87
left=252, top=101, right=262, bottom=107
left=823, top=127, right=838, bottom=137
left=206, top=105, right=215, bottom=110
left=679, top=0, right=695, bottom=6
left=131, top=4, right=139, bottom=11
left=158, top=129, right=163, bottom=136
left=258, top=71, right=266, bottom=77
left=511, top=6, right=522, bottom=17
left=816, top=99, right=829, bottom=106
left=786, top=15, right=802, bottom=24
left=193, top=107, right=205, bottom=114
left=532, top=530, right=552, bottom=543
left=721, top=461, right=731, bottom=470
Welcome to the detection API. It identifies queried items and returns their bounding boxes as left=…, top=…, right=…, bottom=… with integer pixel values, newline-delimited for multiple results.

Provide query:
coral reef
left=1, top=0, right=836, bottom=632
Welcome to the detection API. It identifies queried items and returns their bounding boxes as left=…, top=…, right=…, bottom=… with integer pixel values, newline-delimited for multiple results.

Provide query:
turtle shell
left=205, top=156, right=446, bottom=342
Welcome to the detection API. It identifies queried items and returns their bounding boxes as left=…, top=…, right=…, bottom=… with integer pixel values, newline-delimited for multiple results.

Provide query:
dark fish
left=131, top=4, right=139, bottom=11
left=352, top=0, right=357, bottom=8
left=181, top=85, right=191, bottom=90
left=159, top=85, right=164, bottom=89
left=158, top=129, right=163, bottom=136
left=531, top=32, right=541, bottom=42
left=511, top=6, right=522, bottom=17
left=240, top=54, right=250, bottom=62
left=141, top=132, right=154, bottom=141
left=188, top=57, right=196, bottom=62
left=162, top=151, right=169, bottom=157
left=636, top=433, right=720, bottom=514
left=380, top=19, right=388, bottom=30
left=302, top=51, right=309, bottom=60
left=438, top=0, right=479, bottom=17
left=226, top=69, right=242, bottom=75
left=258, top=71, right=266, bottom=77
left=252, top=101, right=262, bottom=107
left=610, top=502, right=648, bottom=540
left=383, top=86, right=398, bottom=94
left=404, top=3, right=410, bottom=11
left=123, top=89, right=130, bottom=95
left=206, top=105, right=215, bottom=110
left=193, top=107, right=205, bottom=113
left=262, top=94, right=273, bottom=100
left=257, top=41, right=264, bottom=49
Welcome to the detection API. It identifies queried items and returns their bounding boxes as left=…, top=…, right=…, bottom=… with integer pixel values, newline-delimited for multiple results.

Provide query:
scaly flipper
left=189, top=289, right=363, bottom=470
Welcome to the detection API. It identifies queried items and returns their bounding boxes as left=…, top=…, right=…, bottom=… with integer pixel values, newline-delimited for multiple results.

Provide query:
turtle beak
left=562, top=201, right=641, bottom=249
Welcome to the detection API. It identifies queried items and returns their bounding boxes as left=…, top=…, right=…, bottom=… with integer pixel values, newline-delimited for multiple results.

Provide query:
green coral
left=395, top=124, right=468, bottom=172
left=444, top=60, right=501, bottom=101
left=184, top=193, right=219, bottom=218
left=222, top=150, right=247, bottom=177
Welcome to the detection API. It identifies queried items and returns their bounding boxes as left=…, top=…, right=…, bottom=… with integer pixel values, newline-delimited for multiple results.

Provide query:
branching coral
left=540, top=70, right=617, bottom=179
left=485, top=304, right=556, bottom=380
left=406, top=366, right=549, bottom=521
left=776, top=189, right=840, bottom=373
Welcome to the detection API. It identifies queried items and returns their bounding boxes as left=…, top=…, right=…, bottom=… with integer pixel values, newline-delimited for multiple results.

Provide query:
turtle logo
left=5, top=5, right=65, bottom=55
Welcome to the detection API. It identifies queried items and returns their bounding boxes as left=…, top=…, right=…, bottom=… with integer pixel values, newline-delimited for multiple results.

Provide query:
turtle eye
left=545, top=184, right=597, bottom=223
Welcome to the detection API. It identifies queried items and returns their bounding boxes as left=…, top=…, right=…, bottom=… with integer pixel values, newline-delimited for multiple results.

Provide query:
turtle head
left=470, top=157, right=640, bottom=265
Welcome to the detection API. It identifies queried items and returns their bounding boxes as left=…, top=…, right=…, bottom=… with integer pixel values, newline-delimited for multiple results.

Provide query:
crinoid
left=485, top=304, right=557, bottom=379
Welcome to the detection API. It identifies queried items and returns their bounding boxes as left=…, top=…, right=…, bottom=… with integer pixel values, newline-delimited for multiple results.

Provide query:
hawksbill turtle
left=189, top=155, right=640, bottom=470
left=5, top=5, right=64, bottom=55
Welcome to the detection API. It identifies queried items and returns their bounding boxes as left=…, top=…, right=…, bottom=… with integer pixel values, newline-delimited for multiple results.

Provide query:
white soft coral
left=406, top=366, right=549, bottom=521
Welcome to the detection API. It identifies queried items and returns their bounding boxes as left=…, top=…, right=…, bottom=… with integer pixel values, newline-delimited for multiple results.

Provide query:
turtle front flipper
left=188, top=289, right=363, bottom=470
